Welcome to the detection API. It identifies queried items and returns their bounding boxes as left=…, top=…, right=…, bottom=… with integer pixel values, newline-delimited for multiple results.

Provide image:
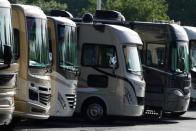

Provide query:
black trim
left=92, top=67, right=136, bottom=96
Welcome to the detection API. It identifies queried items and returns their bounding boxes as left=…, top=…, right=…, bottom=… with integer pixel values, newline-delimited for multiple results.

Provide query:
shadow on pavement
left=12, top=116, right=180, bottom=130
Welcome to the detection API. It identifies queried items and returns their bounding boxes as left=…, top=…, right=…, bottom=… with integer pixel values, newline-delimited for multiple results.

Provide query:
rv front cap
left=48, top=16, right=76, bottom=27
left=108, top=25, right=143, bottom=45
left=184, top=26, right=196, bottom=40
left=0, top=0, right=11, bottom=8
left=12, top=4, right=47, bottom=19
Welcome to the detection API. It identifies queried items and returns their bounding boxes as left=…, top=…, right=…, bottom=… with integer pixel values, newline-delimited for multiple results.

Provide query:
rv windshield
left=123, top=45, right=142, bottom=75
left=190, top=41, right=196, bottom=71
left=171, top=42, right=189, bottom=73
left=0, top=8, right=12, bottom=63
left=27, top=17, right=49, bottom=68
left=58, top=25, right=77, bottom=71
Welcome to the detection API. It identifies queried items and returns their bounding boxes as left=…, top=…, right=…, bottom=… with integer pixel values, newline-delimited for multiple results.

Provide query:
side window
left=146, top=43, right=166, bottom=67
left=82, top=44, right=117, bottom=68
left=138, top=45, right=143, bottom=64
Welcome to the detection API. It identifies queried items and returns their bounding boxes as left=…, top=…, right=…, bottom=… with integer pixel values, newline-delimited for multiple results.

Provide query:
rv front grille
left=66, top=94, right=76, bottom=109
left=39, top=86, right=49, bottom=92
left=39, top=93, right=51, bottom=105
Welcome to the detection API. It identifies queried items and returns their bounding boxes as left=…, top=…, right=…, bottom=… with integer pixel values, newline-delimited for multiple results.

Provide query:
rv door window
left=171, top=42, right=189, bottom=73
left=27, top=17, right=49, bottom=68
left=58, top=25, right=77, bottom=71
left=146, top=43, right=166, bottom=68
left=0, top=8, right=13, bottom=63
left=123, top=46, right=142, bottom=75
left=82, top=44, right=117, bottom=68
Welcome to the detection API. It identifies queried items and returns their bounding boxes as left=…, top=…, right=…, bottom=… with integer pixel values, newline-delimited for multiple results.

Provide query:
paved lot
left=2, top=107, right=196, bottom=131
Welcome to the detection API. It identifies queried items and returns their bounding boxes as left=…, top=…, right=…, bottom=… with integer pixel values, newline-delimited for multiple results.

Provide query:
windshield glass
left=171, top=42, right=189, bottom=73
left=27, top=17, right=49, bottom=68
left=190, top=41, right=196, bottom=71
left=0, top=8, right=12, bottom=63
left=58, top=25, right=77, bottom=71
left=123, top=45, right=142, bottom=75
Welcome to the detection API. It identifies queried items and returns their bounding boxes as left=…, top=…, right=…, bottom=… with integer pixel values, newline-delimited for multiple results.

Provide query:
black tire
left=82, top=100, right=106, bottom=122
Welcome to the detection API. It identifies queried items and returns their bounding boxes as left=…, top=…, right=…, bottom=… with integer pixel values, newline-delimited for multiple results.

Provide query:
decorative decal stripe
left=92, top=67, right=136, bottom=96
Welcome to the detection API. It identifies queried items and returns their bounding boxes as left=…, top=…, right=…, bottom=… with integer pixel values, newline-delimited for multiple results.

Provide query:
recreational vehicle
left=131, top=22, right=191, bottom=117
left=184, top=26, right=196, bottom=104
left=11, top=4, right=51, bottom=119
left=0, top=0, right=16, bottom=125
left=75, top=14, right=145, bottom=121
left=47, top=14, right=78, bottom=117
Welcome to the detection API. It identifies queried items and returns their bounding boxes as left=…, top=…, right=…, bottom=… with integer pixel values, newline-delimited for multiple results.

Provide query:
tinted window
left=82, top=44, right=117, bottom=68
left=146, top=43, right=166, bottom=67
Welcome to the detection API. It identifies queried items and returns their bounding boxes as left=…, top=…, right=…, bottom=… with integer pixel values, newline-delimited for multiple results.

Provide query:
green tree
left=167, top=0, right=196, bottom=26
left=81, top=0, right=169, bottom=21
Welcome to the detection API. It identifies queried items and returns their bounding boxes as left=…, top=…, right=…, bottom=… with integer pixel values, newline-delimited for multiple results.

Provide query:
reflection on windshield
left=58, top=25, right=77, bottom=71
left=123, top=45, right=142, bottom=75
left=0, top=8, right=12, bottom=62
left=27, top=17, right=49, bottom=68
left=171, top=42, right=189, bottom=73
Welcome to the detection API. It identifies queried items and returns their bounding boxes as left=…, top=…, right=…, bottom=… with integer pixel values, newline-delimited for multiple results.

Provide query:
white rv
left=76, top=17, right=145, bottom=121
left=0, top=0, right=16, bottom=125
left=12, top=4, right=51, bottom=119
left=184, top=26, right=196, bottom=103
left=47, top=16, right=78, bottom=117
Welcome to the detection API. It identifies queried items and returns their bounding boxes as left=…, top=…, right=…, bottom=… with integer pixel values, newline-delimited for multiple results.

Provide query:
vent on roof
left=50, top=10, right=73, bottom=18
left=82, top=13, right=93, bottom=23
left=95, top=10, right=125, bottom=21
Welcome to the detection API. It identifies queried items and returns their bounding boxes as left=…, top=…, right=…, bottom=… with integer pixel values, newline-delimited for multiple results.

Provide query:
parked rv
left=11, top=4, right=51, bottom=120
left=0, top=0, right=16, bottom=125
left=132, top=22, right=191, bottom=117
left=184, top=26, right=196, bottom=104
left=75, top=14, right=145, bottom=121
left=47, top=12, right=78, bottom=117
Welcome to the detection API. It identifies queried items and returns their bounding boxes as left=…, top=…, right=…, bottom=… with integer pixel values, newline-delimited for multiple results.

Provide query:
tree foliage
left=81, top=0, right=169, bottom=21
left=167, top=0, right=196, bottom=26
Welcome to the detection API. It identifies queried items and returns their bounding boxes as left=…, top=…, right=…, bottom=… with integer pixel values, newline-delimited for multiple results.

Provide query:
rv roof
left=183, top=26, right=196, bottom=40
left=0, top=0, right=10, bottom=8
left=12, top=4, right=46, bottom=19
left=48, top=16, right=76, bottom=27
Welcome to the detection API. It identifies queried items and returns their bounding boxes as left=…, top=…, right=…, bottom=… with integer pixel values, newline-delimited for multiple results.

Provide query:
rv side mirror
left=178, top=58, right=185, bottom=71
left=109, top=56, right=117, bottom=74
left=4, top=45, right=12, bottom=65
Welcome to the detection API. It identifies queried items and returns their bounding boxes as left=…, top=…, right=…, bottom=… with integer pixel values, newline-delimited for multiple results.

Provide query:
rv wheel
left=83, top=100, right=106, bottom=122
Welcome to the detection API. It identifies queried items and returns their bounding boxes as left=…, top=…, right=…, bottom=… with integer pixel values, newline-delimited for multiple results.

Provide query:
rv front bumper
left=165, top=89, right=190, bottom=112
left=119, top=105, right=144, bottom=117
left=14, top=101, right=50, bottom=120
left=0, top=91, right=15, bottom=125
